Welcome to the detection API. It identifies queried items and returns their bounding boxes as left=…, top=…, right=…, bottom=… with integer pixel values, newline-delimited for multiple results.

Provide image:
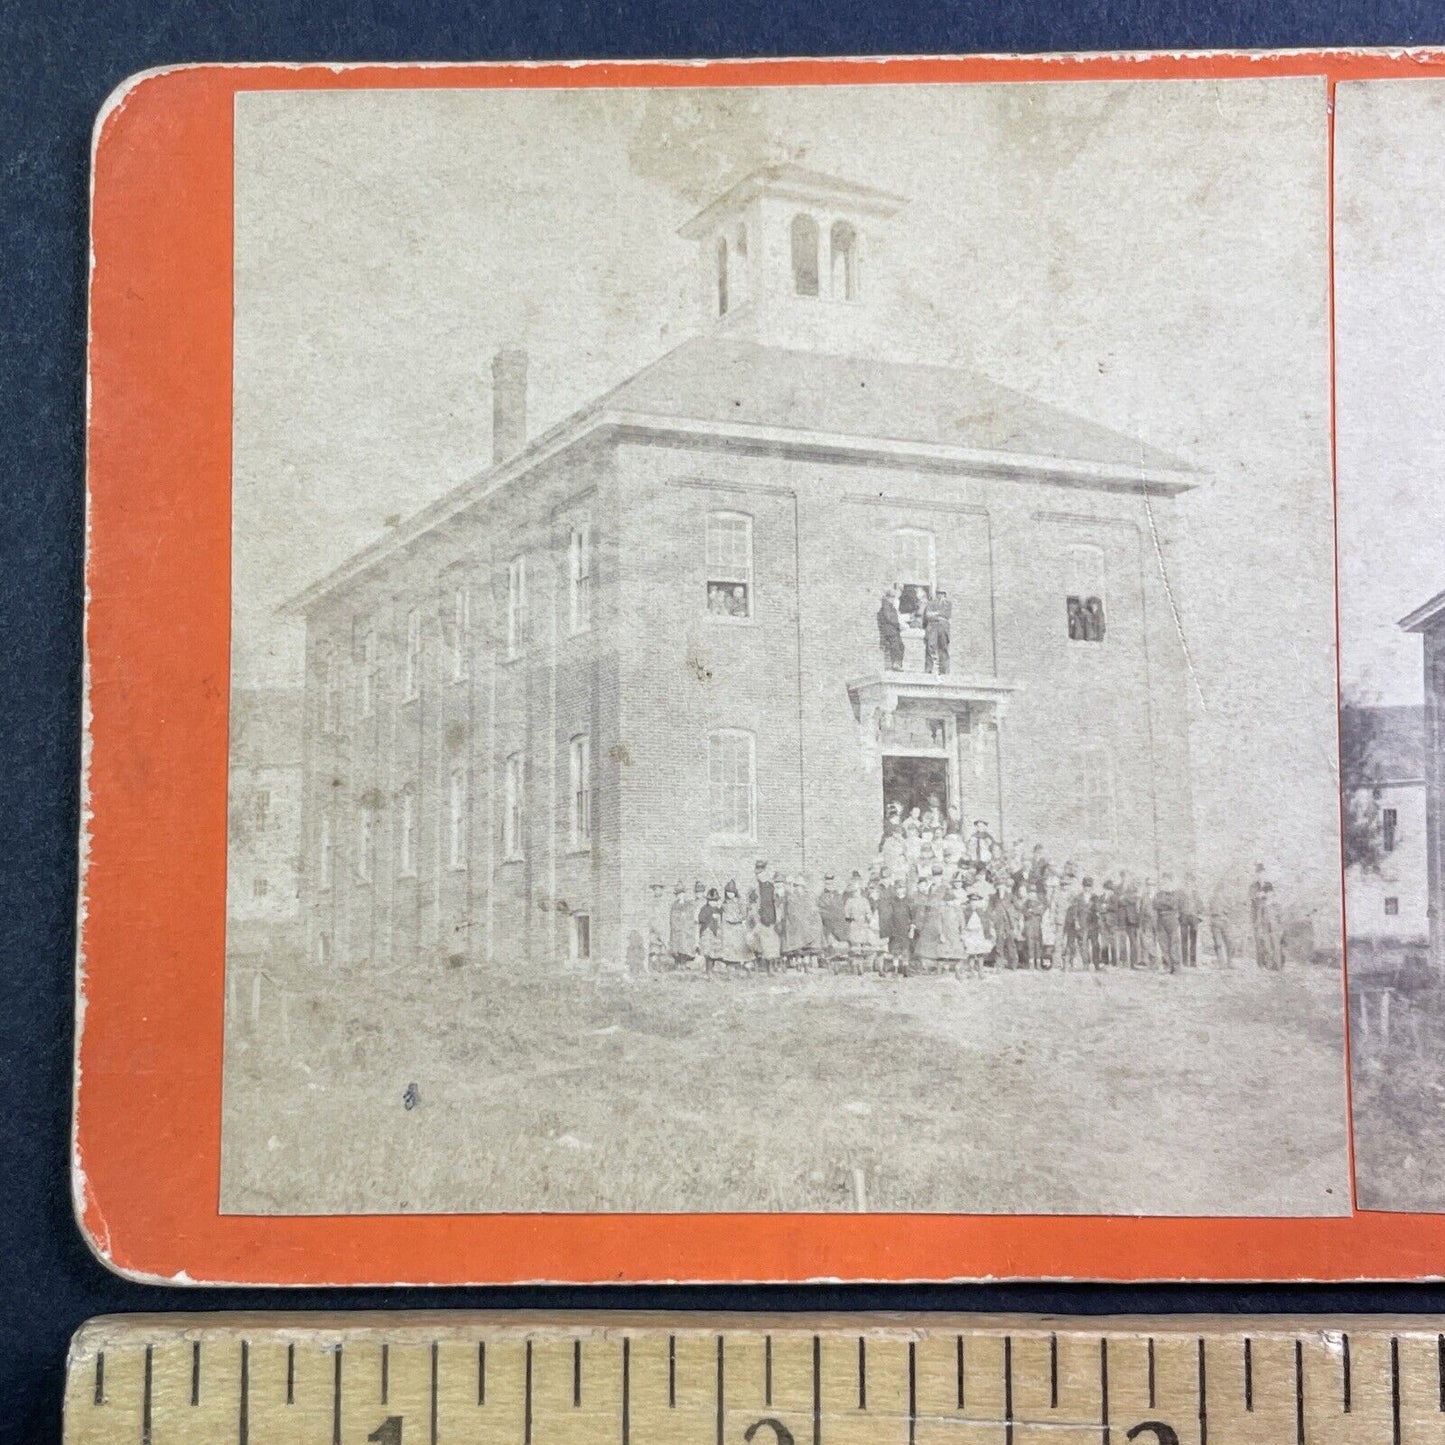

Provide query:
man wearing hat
left=923, top=587, right=953, bottom=675
left=876, top=586, right=905, bottom=671
left=968, top=819, right=996, bottom=866
left=987, top=885, right=1018, bottom=969
left=669, top=881, right=699, bottom=968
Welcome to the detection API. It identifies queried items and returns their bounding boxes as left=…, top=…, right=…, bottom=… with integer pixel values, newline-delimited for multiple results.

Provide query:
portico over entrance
left=847, top=670, right=1018, bottom=829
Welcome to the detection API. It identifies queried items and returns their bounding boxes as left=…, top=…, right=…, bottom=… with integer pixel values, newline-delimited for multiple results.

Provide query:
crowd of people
left=647, top=803, right=1290, bottom=977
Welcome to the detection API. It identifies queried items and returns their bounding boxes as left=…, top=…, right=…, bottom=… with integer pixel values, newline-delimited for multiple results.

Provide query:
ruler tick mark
left=1293, top=1339, right=1303, bottom=1445
left=857, top=1336, right=866, bottom=1410
left=575, top=1338, right=583, bottom=1408
left=239, top=1341, right=249, bottom=1445
left=1004, top=1336, right=1014, bottom=1445
left=191, top=1340, right=201, bottom=1407
left=1147, top=1336, right=1156, bottom=1410
left=669, top=1335, right=676, bottom=1409
left=1199, top=1338, right=1208, bottom=1445
left=431, top=1341, right=439, bottom=1445
left=286, top=1343, right=295, bottom=1405
left=1243, top=1338, right=1252, bottom=1412
left=907, top=1340, right=917, bottom=1445
left=956, top=1334, right=965, bottom=1410
left=333, top=1343, right=343, bottom=1445
left=525, top=1340, right=534, bottom=1445
left=382, top=1341, right=389, bottom=1404
left=765, top=1335, right=772, bottom=1407
left=1392, top=1337, right=1402, bottom=1445
left=812, top=1335, right=821, bottom=1445
left=142, top=1344, right=153, bottom=1445
left=1438, top=1333, right=1444, bottom=1412
left=1342, top=1332, right=1351, bottom=1412
left=1099, top=1337, right=1110, bottom=1445
left=622, top=1337, right=631, bottom=1445
left=1049, top=1333, right=1058, bottom=1409
left=478, top=1340, right=486, bottom=1406
left=716, top=1336, right=725, bottom=1445
left=93, top=1351, right=104, bottom=1407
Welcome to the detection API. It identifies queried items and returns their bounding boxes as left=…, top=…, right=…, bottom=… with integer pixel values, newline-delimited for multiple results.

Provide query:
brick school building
left=287, top=165, right=1198, bottom=972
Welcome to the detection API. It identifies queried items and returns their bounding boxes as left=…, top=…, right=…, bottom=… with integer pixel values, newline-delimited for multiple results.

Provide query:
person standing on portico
left=876, top=587, right=905, bottom=671
left=924, top=588, right=953, bottom=674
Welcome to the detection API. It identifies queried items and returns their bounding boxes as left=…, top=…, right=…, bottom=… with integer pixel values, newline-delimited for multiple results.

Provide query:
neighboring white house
left=1345, top=703, right=1428, bottom=948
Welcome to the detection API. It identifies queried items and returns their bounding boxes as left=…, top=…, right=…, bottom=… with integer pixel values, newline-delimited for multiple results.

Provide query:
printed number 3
left=368, top=1418, right=403, bottom=1444
left=1127, top=1425, right=1179, bottom=1445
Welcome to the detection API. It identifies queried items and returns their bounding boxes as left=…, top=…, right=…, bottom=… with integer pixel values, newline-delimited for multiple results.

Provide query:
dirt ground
left=221, top=957, right=1352, bottom=1216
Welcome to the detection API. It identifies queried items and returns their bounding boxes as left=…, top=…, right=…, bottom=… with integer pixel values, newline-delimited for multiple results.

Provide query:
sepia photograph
left=220, top=77, right=1350, bottom=1216
left=1336, top=78, right=1445, bottom=1212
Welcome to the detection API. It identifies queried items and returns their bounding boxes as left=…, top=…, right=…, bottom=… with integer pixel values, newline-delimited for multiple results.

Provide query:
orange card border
left=77, top=50, right=1445, bottom=1286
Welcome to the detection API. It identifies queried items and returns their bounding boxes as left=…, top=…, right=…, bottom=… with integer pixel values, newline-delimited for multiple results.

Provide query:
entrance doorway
left=882, top=754, right=949, bottom=826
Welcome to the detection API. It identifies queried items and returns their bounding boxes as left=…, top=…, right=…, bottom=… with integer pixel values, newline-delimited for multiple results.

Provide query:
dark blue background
left=6, top=3, right=1445, bottom=1441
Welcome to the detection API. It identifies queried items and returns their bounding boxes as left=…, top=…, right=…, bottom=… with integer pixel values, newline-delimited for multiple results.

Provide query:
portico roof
left=847, top=670, right=1020, bottom=720
left=1401, top=585, right=1445, bottom=634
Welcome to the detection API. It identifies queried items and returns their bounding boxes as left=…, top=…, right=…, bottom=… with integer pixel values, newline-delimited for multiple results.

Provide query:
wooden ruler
left=64, top=1313, right=1445, bottom=1445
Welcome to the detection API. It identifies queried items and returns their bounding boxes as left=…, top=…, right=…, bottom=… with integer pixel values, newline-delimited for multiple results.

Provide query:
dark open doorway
left=882, top=754, right=949, bottom=825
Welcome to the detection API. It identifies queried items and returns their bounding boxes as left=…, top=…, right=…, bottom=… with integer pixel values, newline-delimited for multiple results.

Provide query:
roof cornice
left=283, top=406, right=1197, bottom=616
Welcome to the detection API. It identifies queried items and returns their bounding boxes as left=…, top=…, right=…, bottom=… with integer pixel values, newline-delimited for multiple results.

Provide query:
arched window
left=708, top=730, right=756, bottom=841
left=716, top=235, right=729, bottom=317
left=892, top=527, right=936, bottom=629
left=830, top=220, right=859, bottom=300
left=790, top=213, right=820, bottom=297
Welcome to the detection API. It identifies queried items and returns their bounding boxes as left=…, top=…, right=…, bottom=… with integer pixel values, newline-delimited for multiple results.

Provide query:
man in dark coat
left=876, top=587, right=905, bottom=671
left=987, top=888, right=1018, bottom=969
left=923, top=589, right=953, bottom=675
left=1153, top=872, right=1183, bottom=974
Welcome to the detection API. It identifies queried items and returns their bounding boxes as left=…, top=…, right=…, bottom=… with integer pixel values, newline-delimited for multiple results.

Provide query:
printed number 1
left=368, top=1418, right=403, bottom=1444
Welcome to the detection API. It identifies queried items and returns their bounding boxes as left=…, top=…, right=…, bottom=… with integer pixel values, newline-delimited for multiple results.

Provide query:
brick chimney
left=491, top=348, right=528, bottom=464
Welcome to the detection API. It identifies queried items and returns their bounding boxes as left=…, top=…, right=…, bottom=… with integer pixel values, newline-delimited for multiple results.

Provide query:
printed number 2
left=1126, top=1425, right=1179, bottom=1445
left=368, top=1418, right=403, bottom=1444
left=744, top=1420, right=796, bottom=1445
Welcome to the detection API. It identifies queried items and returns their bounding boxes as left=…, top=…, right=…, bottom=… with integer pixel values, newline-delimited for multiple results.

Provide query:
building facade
left=226, top=687, right=305, bottom=960
left=288, top=166, right=1199, bottom=972
left=1401, top=588, right=1445, bottom=969
left=1342, top=703, right=1428, bottom=949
